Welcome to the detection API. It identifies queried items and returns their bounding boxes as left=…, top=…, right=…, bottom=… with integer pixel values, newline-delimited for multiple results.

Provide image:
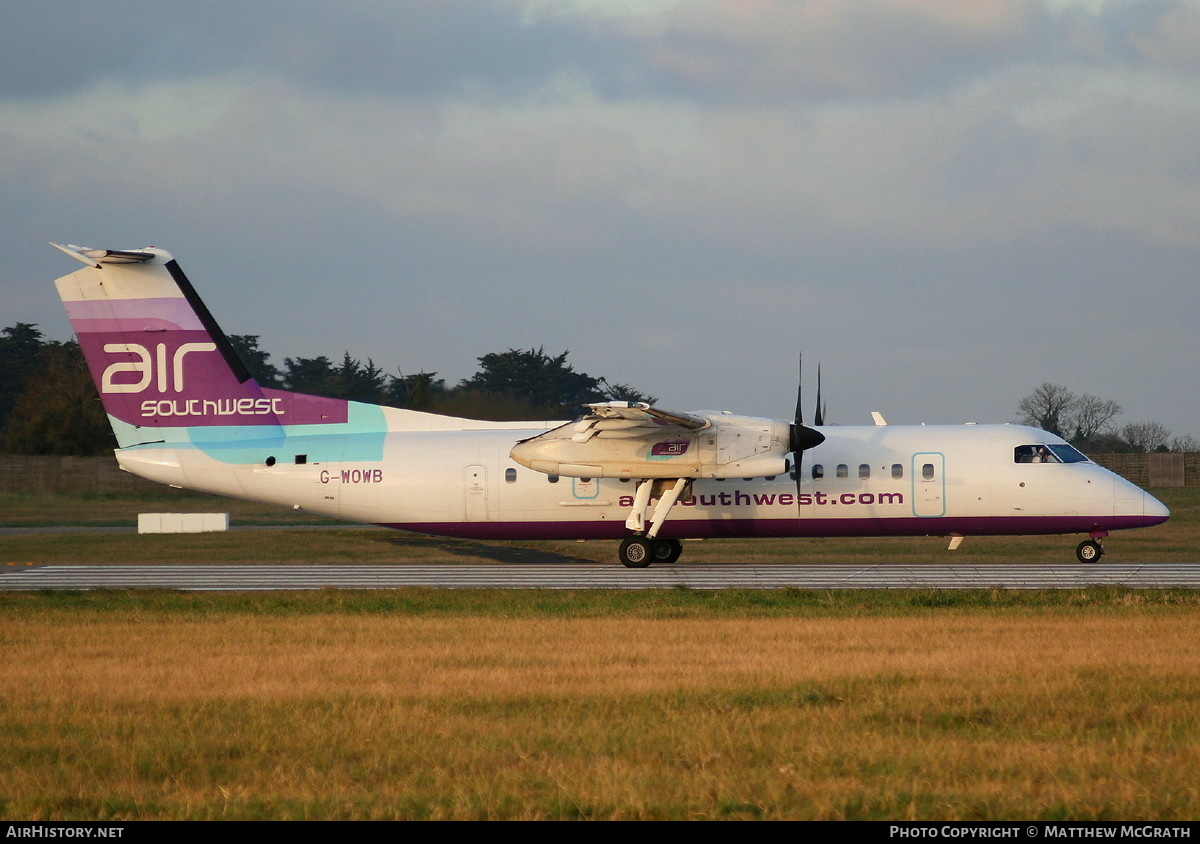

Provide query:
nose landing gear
left=1076, top=539, right=1105, bottom=564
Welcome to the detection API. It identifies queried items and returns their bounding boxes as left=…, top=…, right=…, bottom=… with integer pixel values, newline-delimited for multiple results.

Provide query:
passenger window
left=505, top=468, right=517, bottom=483
left=836, top=464, right=848, bottom=479
left=891, top=464, right=903, bottom=479
left=812, top=464, right=824, bottom=480
left=922, top=463, right=935, bottom=480
left=858, top=464, right=870, bottom=479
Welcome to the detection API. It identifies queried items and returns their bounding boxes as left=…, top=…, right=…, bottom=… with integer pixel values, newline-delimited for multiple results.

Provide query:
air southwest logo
left=100, top=342, right=284, bottom=418
left=617, top=490, right=905, bottom=508
left=651, top=440, right=689, bottom=456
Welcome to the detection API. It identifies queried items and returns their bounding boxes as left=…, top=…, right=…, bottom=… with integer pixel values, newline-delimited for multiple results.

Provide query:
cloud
left=613, top=0, right=1042, bottom=102
left=0, top=0, right=618, bottom=100
left=3, top=0, right=1198, bottom=436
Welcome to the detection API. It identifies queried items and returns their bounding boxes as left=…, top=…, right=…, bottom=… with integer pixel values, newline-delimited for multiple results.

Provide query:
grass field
left=1, top=589, right=1199, bottom=820
left=1, top=488, right=1197, bottom=820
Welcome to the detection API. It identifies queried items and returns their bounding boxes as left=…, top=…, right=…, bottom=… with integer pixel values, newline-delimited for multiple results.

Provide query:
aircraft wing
left=569, top=401, right=710, bottom=443
left=511, top=400, right=791, bottom=479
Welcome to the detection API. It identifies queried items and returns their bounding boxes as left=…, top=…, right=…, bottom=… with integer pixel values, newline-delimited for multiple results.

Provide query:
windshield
left=1047, top=443, right=1089, bottom=464
left=1014, top=444, right=1090, bottom=464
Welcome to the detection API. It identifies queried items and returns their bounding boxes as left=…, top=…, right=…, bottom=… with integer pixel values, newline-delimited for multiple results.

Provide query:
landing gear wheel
left=1076, top=540, right=1104, bottom=564
left=619, top=537, right=653, bottom=568
left=652, top=538, right=683, bottom=564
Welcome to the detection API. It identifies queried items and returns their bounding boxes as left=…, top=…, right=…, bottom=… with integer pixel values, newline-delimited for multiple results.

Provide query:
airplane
left=50, top=243, right=1170, bottom=567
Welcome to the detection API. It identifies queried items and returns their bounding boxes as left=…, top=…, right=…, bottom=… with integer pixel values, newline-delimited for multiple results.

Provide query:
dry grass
left=1, top=595, right=1198, bottom=820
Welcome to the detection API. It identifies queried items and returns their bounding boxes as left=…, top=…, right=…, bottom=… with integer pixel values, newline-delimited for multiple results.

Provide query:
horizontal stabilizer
left=50, top=242, right=158, bottom=268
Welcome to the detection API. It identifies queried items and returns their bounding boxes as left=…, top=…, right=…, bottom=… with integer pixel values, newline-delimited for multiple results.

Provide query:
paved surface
left=3, top=562, right=1199, bottom=591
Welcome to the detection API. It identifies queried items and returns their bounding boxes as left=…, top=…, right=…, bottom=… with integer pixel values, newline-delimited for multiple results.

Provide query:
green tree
left=1, top=342, right=113, bottom=455
left=283, top=355, right=337, bottom=395
left=385, top=371, right=446, bottom=410
left=228, top=334, right=282, bottom=387
left=331, top=352, right=387, bottom=404
left=283, top=353, right=387, bottom=404
left=459, top=347, right=607, bottom=418
left=427, top=388, right=553, bottom=421
left=599, top=380, right=658, bottom=405
left=0, top=323, right=49, bottom=428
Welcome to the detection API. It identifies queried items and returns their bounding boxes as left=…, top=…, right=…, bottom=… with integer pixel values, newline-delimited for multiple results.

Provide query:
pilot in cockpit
left=1015, top=445, right=1056, bottom=464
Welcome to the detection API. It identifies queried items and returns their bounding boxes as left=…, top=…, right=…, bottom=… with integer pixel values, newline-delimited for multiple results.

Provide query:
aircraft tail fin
left=52, top=243, right=348, bottom=448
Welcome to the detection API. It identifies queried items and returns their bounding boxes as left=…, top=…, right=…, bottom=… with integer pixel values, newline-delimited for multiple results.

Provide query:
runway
left=3, top=562, right=1200, bottom=591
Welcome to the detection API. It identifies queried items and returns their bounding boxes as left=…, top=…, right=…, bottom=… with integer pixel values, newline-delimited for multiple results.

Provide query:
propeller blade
left=790, top=355, right=824, bottom=519
left=794, top=354, right=805, bottom=427
left=814, top=364, right=825, bottom=427
left=789, top=354, right=825, bottom=453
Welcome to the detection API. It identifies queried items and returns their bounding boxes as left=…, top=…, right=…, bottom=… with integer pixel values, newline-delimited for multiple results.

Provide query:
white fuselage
left=49, top=244, right=1169, bottom=563
left=116, top=420, right=1168, bottom=542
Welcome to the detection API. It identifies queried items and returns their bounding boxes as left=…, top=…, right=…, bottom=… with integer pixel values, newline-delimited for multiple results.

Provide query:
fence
left=0, top=455, right=163, bottom=495
left=1089, top=452, right=1197, bottom=488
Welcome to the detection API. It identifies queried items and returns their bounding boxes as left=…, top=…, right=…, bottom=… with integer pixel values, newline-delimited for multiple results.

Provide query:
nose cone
left=1142, top=489, right=1171, bottom=527
left=1113, top=477, right=1170, bottom=528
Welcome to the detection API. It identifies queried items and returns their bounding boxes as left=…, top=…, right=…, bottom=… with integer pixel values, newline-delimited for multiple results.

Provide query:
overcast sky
left=2, top=0, right=1197, bottom=439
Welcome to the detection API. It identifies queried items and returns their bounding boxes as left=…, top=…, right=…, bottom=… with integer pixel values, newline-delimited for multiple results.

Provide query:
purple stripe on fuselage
left=64, top=297, right=204, bottom=331
left=378, top=514, right=1166, bottom=542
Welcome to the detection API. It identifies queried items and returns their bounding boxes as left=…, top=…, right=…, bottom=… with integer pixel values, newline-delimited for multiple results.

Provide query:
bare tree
left=1017, top=383, right=1077, bottom=436
left=1070, top=394, right=1123, bottom=442
left=1170, top=434, right=1199, bottom=452
left=1121, top=421, right=1171, bottom=453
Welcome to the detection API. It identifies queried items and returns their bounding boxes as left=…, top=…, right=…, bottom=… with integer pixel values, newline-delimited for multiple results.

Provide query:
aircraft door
left=465, top=464, right=489, bottom=521
left=912, top=453, right=946, bottom=517
left=572, top=477, right=599, bottom=499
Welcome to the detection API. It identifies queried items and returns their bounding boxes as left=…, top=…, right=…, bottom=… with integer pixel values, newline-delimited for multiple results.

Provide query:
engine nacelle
left=509, top=413, right=793, bottom=479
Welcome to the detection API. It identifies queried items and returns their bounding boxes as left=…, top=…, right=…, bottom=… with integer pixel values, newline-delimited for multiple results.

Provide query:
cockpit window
left=1047, top=443, right=1089, bottom=464
left=1015, top=445, right=1056, bottom=463
left=1014, top=444, right=1086, bottom=464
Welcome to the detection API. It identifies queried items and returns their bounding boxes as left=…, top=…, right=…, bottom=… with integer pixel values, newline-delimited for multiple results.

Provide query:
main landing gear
left=619, top=536, right=683, bottom=568
left=618, top=478, right=690, bottom=567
